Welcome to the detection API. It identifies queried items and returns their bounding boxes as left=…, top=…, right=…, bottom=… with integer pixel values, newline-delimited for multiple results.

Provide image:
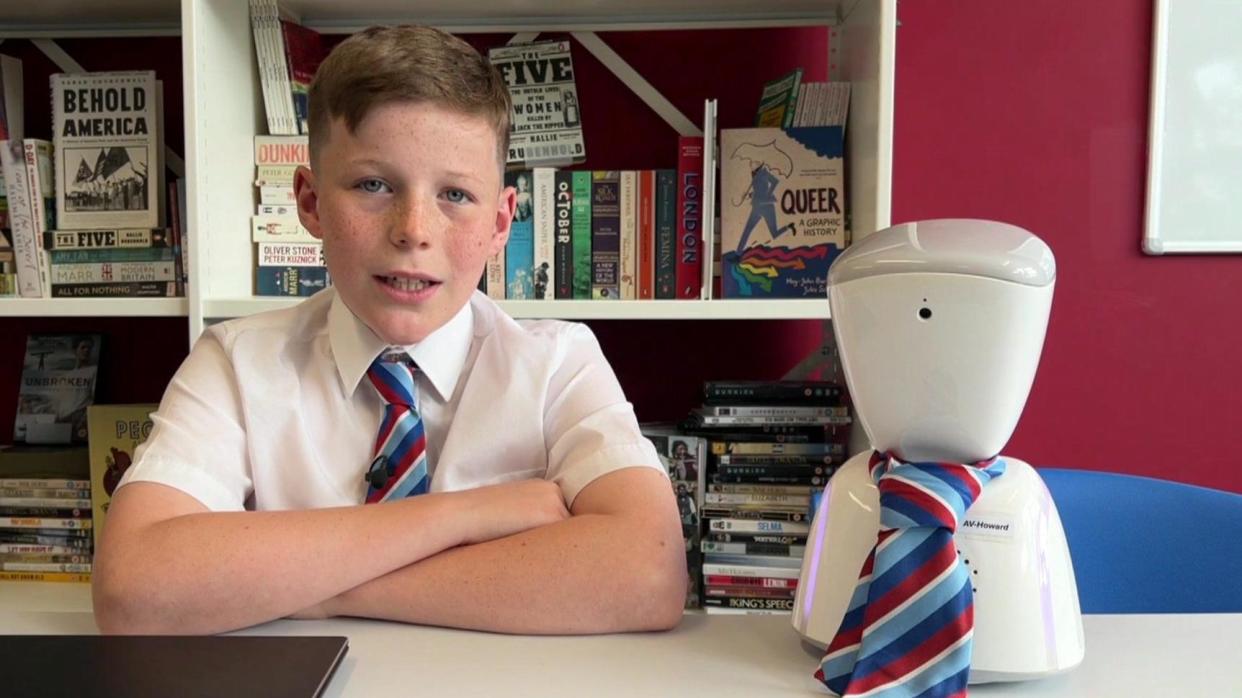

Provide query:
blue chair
left=1039, top=468, right=1242, bottom=614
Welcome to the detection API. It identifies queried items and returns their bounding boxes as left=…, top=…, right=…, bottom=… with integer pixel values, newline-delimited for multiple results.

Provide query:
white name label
left=958, top=512, right=1016, bottom=540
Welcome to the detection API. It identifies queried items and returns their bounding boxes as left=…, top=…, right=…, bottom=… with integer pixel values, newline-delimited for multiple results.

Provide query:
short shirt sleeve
left=117, top=328, right=253, bottom=511
left=541, top=323, right=664, bottom=506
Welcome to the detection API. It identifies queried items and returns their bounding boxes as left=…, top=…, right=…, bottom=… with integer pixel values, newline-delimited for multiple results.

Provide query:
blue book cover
left=504, top=170, right=535, bottom=299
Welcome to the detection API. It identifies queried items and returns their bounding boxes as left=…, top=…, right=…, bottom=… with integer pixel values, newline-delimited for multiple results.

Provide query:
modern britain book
left=488, top=41, right=586, bottom=168
left=52, top=71, right=162, bottom=230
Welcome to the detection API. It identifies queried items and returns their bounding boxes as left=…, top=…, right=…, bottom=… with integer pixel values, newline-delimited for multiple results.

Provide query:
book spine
left=255, top=241, right=323, bottom=267
left=703, top=381, right=846, bottom=404
left=675, top=136, right=704, bottom=299
left=0, top=140, right=40, bottom=296
left=637, top=170, right=655, bottom=300
left=654, top=169, right=677, bottom=299
left=553, top=170, right=574, bottom=299
left=0, top=478, right=90, bottom=489
left=251, top=215, right=316, bottom=243
left=255, top=265, right=329, bottom=296
left=49, top=260, right=176, bottom=284
left=44, top=228, right=169, bottom=249
left=51, top=281, right=177, bottom=298
left=0, top=496, right=92, bottom=509
left=707, top=518, right=810, bottom=535
left=504, top=170, right=535, bottom=299
left=0, top=570, right=91, bottom=583
left=702, top=596, right=794, bottom=611
left=484, top=246, right=505, bottom=300
left=22, top=140, right=53, bottom=297
left=531, top=167, right=556, bottom=300
left=0, top=516, right=92, bottom=530
left=703, top=574, right=798, bottom=588
left=589, top=170, right=620, bottom=299
left=700, top=562, right=800, bottom=579
left=618, top=170, right=637, bottom=300
left=570, top=170, right=592, bottom=299
left=50, top=247, right=174, bottom=264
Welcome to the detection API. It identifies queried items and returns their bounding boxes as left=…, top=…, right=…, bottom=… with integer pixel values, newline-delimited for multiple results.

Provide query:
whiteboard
left=1143, top=0, right=1242, bottom=254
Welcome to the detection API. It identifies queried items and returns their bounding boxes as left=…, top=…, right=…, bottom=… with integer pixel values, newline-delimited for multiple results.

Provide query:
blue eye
left=358, top=178, right=390, bottom=194
left=444, top=189, right=469, bottom=204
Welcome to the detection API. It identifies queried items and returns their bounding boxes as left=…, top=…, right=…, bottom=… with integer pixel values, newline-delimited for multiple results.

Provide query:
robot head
left=828, top=220, right=1056, bottom=463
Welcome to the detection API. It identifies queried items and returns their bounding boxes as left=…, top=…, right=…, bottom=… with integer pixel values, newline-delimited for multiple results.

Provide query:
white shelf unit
left=186, top=0, right=893, bottom=341
left=0, top=0, right=894, bottom=341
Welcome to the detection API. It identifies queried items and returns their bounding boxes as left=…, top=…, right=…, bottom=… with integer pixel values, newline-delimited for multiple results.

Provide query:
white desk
left=2, top=583, right=1240, bottom=697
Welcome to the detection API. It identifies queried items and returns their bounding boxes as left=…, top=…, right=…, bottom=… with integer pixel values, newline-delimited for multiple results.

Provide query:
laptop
left=0, top=634, right=349, bottom=698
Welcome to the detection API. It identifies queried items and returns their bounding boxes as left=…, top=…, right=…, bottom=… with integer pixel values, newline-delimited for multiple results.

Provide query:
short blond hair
left=308, top=25, right=511, bottom=171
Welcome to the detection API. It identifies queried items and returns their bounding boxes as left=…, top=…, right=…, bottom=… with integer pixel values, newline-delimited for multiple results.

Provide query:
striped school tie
left=364, top=351, right=430, bottom=503
left=814, top=451, right=1006, bottom=697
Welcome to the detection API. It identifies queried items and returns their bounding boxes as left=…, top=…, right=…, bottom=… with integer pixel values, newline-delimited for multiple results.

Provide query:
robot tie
left=363, top=352, right=429, bottom=503
left=815, top=451, right=1006, bottom=697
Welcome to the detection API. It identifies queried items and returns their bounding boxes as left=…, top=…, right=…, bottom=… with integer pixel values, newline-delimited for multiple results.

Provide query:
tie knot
left=869, top=451, right=1005, bottom=532
left=367, top=351, right=417, bottom=407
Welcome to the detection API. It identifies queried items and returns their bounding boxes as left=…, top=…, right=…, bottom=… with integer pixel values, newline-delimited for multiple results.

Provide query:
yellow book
left=86, top=404, right=157, bottom=552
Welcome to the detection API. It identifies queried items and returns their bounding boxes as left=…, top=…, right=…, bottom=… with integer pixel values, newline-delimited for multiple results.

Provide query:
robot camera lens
left=918, top=307, right=933, bottom=320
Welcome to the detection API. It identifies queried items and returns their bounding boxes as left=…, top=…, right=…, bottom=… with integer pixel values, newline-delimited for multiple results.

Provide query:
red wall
left=893, top=1, right=1241, bottom=493
left=4, top=3, right=1239, bottom=492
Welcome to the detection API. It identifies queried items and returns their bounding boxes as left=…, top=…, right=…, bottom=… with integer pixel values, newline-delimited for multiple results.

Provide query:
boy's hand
left=453, top=479, right=570, bottom=545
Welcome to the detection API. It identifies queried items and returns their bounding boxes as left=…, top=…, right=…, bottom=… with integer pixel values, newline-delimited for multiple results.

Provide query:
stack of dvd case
left=682, top=380, right=851, bottom=615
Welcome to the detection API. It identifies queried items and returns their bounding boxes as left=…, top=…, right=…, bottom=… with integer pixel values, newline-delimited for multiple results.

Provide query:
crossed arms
left=93, top=466, right=687, bottom=635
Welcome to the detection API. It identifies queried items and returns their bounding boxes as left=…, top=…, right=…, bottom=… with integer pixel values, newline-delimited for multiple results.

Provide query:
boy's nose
left=389, top=198, right=434, bottom=248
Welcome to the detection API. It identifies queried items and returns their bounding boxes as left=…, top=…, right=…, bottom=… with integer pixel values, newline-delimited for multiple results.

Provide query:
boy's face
left=295, top=101, right=513, bottom=345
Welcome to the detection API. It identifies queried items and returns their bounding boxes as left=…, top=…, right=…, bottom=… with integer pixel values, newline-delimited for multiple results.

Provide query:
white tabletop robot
left=793, top=220, right=1085, bottom=684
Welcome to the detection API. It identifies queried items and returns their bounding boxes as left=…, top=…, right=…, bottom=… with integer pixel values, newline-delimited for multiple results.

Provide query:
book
left=552, top=170, right=574, bottom=299
left=86, top=404, right=156, bottom=553
left=0, top=139, right=44, bottom=297
left=590, top=170, right=620, bottom=299
left=51, top=71, right=162, bottom=230
left=755, top=68, right=803, bottom=129
left=0, top=54, right=22, bottom=141
left=570, top=170, right=592, bottom=299
left=719, top=126, right=847, bottom=298
left=531, top=167, right=556, bottom=299
left=488, top=40, right=586, bottom=168
left=504, top=170, right=535, bottom=299
left=14, top=335, right=102, bottom=444
left=675, top=137, right=704, bottom=299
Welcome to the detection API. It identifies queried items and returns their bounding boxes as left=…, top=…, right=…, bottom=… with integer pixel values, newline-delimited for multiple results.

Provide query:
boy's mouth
left=380, top=275, right=434, bottom=292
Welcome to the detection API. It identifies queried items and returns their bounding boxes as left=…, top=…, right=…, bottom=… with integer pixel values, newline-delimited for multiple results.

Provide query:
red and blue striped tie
left=815, top=451, right=1006, bottom=697
left=364, top=352, right=429, bottom=503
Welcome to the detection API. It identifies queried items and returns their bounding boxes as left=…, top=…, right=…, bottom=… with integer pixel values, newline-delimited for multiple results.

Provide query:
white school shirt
left=119, top=288, right=663, bottom=510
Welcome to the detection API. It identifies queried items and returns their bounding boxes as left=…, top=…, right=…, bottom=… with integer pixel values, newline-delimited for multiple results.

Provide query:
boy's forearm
left=94, top=493, right=468, bottom=635
left=328, top=512, right=688, bottom=634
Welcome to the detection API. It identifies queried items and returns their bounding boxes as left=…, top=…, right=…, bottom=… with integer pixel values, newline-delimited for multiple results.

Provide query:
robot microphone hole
left=918, top=307, right=933, bottom=320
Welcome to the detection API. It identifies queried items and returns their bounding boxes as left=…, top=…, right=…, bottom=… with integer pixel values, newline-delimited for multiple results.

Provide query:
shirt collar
left=328, top=289, right=475, bottom=402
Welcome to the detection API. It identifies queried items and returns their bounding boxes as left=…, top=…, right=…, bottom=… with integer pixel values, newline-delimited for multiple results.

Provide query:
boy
left=93, top=26, right=686, bottom=636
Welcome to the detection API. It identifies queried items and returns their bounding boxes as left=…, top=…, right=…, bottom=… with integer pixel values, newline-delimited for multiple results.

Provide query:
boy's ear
left=293, top=165, right=324, bottom=241
left=490, top=183, right=516, bottom=256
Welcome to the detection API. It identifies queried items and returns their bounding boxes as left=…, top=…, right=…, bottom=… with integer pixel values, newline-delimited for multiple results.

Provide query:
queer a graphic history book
left=14, top=334, right=102, bottom=444
left=51, top=71, right=162, bottom=230
left=719, top=127, right=847, bottom=299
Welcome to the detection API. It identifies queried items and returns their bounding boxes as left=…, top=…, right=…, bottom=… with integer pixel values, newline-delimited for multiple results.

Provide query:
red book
left=675, top=136, right=704, bottom=299
left=637, top=170, right=655, bottom=300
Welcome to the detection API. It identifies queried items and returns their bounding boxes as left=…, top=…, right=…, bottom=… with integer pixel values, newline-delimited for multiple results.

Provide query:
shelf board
left=203, top=297, right=830, bottom=321
left=0, top=0, right=180, bottom=37
left=289, top=0, right=846, bottom=31
left=0, top=297, right=188, bottom=317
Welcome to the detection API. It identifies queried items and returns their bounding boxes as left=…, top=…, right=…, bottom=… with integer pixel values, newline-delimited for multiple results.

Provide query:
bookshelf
left=1, top=0, right=894, bottom=342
